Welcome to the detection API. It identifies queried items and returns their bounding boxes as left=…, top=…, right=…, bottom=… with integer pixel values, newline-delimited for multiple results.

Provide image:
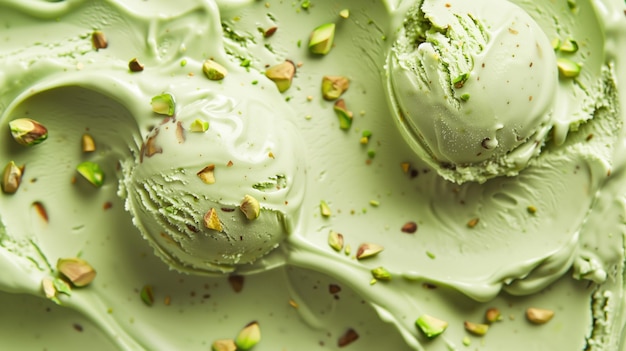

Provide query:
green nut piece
left=140, top=285, right=154, bottom=306
left=321, top=75, right=350, bottom=100
left=235, top=321, right=261, bottom=350
left=265, top=60, right=296, bottom=93
left=320, top=200, right=331, bottom=217
left=559, top=39, right=579, bottom=53
left=309, top=23, right=335, bottom=55
left=151, top=93, right=176, bottom=116
left=2, top=161, right=24, bottom=194
left=9, top=118, right=48, bottom=146
left=464, top=321, right=489, bottom=336
left=240, top=194, right=261, bottom=220
left=415, top=314, right=448, bottom=339
left=333, top=99, right=353, bottom=130
left=328, top=230, right=344, bottom=252
left=356, top=243, right=383, bottom=259
left=371, top=266, right=391, bottom=281
left=212, top=339, right=236, bottom=351
left=76, top=161, right=105, bottom=187
left=190, top=119, right=209, bottom=132
left=557, top=58, right=581, bottom=78
left=203, top=59, right=228, bottom=80
left=57, top=257, right=97, bottom=287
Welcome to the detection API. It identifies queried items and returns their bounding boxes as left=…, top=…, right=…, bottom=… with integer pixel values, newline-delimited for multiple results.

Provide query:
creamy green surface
left=0, top=0, right=625, bottom=350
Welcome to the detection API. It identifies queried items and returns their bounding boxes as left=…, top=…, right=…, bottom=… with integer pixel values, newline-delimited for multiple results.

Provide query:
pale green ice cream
left=388, top=0, right=558, bottom=183
left=125, top=84, right=306, bottom=274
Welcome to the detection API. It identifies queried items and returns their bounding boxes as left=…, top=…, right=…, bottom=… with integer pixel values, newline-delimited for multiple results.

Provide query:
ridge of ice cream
left=0, top=0, right=624, bottom=350
left=125, top=85, right=305, bottom=274
left=388, top=0, right=558, bottom=183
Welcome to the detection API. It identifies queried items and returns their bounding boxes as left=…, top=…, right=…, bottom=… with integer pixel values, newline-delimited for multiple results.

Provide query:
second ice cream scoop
left=387, top=0, right=558, bottom=183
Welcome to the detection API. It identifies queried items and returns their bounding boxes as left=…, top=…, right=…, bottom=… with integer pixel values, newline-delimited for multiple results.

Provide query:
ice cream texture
left=388, top=0, right=558, bottom=183
left=0, top=0, right=625, bottom=350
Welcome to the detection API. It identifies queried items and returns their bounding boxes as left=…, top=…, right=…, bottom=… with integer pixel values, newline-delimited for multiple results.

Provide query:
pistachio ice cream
left=0, top=0, right=625, bottom=350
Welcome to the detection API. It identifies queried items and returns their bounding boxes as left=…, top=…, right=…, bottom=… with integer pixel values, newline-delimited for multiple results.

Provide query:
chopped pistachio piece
left=92, top=30, right=108, bottom=49
left=263, top=26, right=278, bottom=38
left=559, top=39, right=579, bottom=53
left=462, top=336, right=471, bottom=346
left=557, top=58, right=581, bottom=78
left=53, top=277, right=72, bottom=296
left=453, top=73, right=470, bottom=89
left=337, top=328, right=359, bottom=347
left=235, top=321, right=261, bottom=350
left=320, top=200, right=331, bottom=217
left=42, top=278, right=57, bottom=300
left=140, top=285, right=154, bottom=306
left=82, top=133, right=96, bottom=152
left=197, top=164, right=216, bottom=184
left=526, top=307, right=554, bottom=324
left=2, top=161, right=24, bottom=194
left=371, top=266, right=391, bottom=281
left=328, top=230, right=344, bottom=251
left=265, top=60, right=296, bottom=93
left=344, top=244, right=351, bottom=256
left=527, top=205, right=537, bottom=214
left=203, top=59, right=228, bottom=80
left=128, top=58, right=144, bottom=72
left=339, top=9, right=350, bottom=18
left=467, top=217, right=479, bottom=228
left=9, top=118, right=48, bottom=146
left=321, top=75, right=350, bottom=100
left=333, top=99, right=353, bottom=130
left=551, top=38, right=561, bottom=50
left=190, top=119, right=209, bottom=132
left=204, top=208, right=223, bottom=232
left=33, top=201, right=49, bottom=223
left=485, top=307, right=502, bottom=323
left=309, top=23, right=335, bottom=55
left=151, top=93, right=176, bottom=116
left=415, top=314, right=448, bottom=339
left=464, top=321, right=489, bottom=336
left=57, top=257, right=97, bottom=287
left=212, top=339, right=237, bottom=351
left=240, top=194, right=261, bottom=220
left=76, top=161, right=105, bottom=187
left=356, top=243, right=383, bottom=259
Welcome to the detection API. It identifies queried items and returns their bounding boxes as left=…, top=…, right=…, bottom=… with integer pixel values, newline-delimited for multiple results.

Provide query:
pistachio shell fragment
left=333, top=99, right=353, bottom=130
left=203, top=59, right=228, bottom=80
left=485, top=307, right=502, bottom=323
left=240, top=194, right=261, bottom=220
left=151, top=93, right=176, bottom=116
left=265, top=60, right=296, bottom=93
left=328, top=230, right=344, bottom=251
left=415, top=314, right=448, bottom=339
left=140, top=285, right=154, bottom=306
left=128, top=58, right=144, bottom=72
left=204, top=208, right=223, bottom=232
left=197, top=164, right=216, bottom=184
left=82, top=133, right=96, bottom=152
left=92, top=30, right=108, bottom=50
left=557, top=58, right=581, bottom=78
left=2, top=161, right=24, bottom=194
left=526, top=307, right=554, bottom=324
left=371, top=266, right=391, bottom=281
left=356, top=243, right=383, bottom=259
left=321, top=75, right=350, bottom=100
left=464, top=321, right=489, bottom=336
left=235, top=321, right=261, bottom=350
left=190, top=119, right=209, bottom=132
left=309, top=23, right=335, bottom=55
left=76, top=161, right=105, bottom=187
left=57, top=257, right=97, bottom=287
left=9, top=118, right=48, bottom=146
left=212, top=339, right=237, bottom=351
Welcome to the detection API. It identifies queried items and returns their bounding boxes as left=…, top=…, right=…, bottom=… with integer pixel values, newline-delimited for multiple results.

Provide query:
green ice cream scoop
left=387, top=0, right=558, bottom=183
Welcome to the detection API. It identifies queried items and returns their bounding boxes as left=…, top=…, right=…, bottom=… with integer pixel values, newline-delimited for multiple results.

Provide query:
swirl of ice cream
left=387, top=0, right=558, bottom=183
left=124, top=85, right=306, bottom=274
